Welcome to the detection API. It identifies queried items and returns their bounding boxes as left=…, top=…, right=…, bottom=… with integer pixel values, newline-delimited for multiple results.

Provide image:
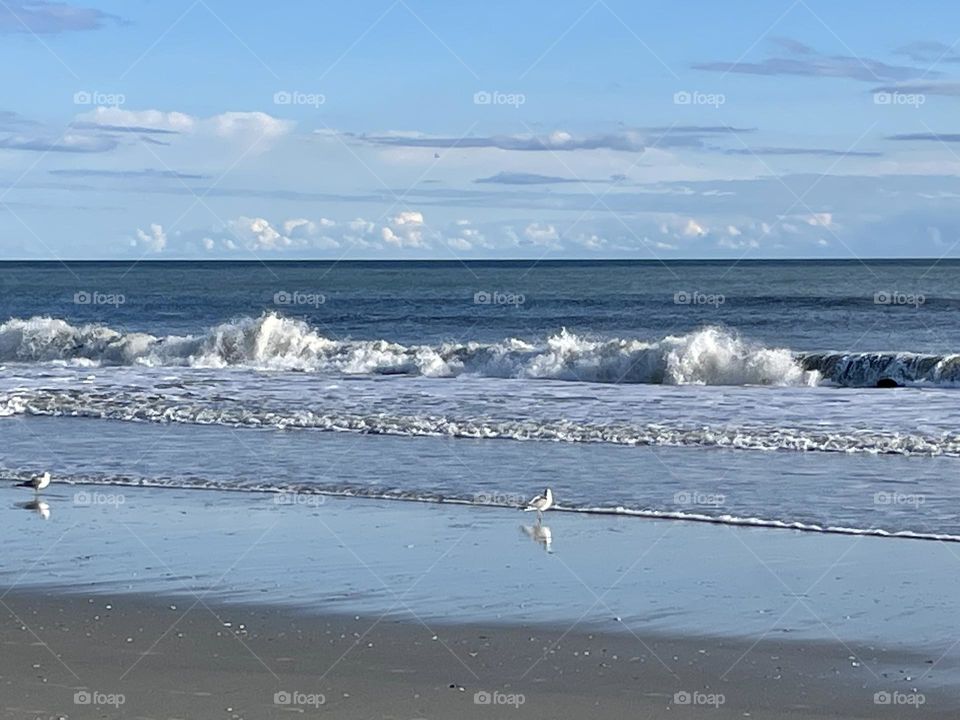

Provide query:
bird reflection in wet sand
left=17, top=500, right=51, bottom=520
left=522, top=523, right=552, bottom=552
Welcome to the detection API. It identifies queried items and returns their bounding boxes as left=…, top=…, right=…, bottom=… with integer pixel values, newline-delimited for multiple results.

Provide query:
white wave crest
left=0, top=314, right=815, bottom=386
left=4, top=388, right=959, bottom=456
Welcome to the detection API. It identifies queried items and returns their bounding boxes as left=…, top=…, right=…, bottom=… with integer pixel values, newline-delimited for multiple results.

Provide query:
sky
left=3, top=0, right=960, bottom=259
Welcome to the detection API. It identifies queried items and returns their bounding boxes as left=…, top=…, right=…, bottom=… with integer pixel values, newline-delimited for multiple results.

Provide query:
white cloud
left=77, top=107, right=294, bottom=147
left=223, top=216, right=342, bottom=251
left=83, top=108, right=196, bottom=133
left=382, top=210, right=427, bottom=248
left=445, top=219, right=486, bottom=251
left=682, top=218, right=707, bottom=237
left=805, top=212, right=833, bottom=227
left=523, top=222, right=559, bottom=245
left=134, top=223, right=167, bottom=252
left=210, top=111, right=293, bottom=143
left=231, top=216, right=289, bottom=250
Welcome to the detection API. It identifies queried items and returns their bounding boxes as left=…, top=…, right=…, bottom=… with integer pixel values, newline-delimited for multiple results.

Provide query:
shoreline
left=3, top=481, right=959, bottom=718
left=1, top=587, right=954, bottom=720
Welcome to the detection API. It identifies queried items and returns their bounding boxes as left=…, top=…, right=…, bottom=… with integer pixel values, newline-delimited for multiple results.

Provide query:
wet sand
left=1, top=588, right=956, bottom=719
left=1, top=483, right=959, bottom=718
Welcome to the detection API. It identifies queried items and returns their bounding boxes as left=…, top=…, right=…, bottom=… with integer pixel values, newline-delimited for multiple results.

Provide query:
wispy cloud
left=71, top=121, right=182, bottom=136
left=475, top=171, right=601, bottom=185
left=724, top=146, right=882, bottom=158
left=870, top=81, right=960, bottom=96
left=886, top=132, right=960, bottom=142
left=351, top=129, right=647, bottom=152
left=694, top=38, right=934, bottom=82
left=0, top=0, right=123, bottom=34
left=0, top=133, right=116, bottom=153
left=894, top=41, right=960, bottom=64
left=50, top=168, right=208, bottom=180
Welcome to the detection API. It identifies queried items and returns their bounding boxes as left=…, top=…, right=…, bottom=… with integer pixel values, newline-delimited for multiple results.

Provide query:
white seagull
left=523, top=487, right=553, bottom=522
left=18, top=471, right=51, bottom=494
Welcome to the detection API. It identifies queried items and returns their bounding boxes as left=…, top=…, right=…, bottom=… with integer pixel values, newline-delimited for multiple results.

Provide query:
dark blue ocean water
left=1, top=260, right=959, bottom=538
left=0, top=259, right=956, bottom=350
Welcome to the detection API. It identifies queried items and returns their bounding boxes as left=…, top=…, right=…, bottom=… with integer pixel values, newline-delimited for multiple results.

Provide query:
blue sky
left=3, top=0, right=960, bottom=259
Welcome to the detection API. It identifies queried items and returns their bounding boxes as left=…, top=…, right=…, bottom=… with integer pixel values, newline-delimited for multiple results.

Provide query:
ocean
left=2, top=260, right=958, bottom=540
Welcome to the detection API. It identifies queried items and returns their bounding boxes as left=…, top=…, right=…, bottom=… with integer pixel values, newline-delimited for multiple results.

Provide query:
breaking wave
left=3, top=388, right=960, bottom=456
left=0, top=314, right=811, bottom=385
left=2, top=313, right=959, bottom=387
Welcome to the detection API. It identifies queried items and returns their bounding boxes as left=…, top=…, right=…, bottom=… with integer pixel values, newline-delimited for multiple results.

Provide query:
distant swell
left=11, top=470, right=960, bottom=543
left=3, top=388, right=960, bottom=456
left=2, top=314, right=959, bottom=387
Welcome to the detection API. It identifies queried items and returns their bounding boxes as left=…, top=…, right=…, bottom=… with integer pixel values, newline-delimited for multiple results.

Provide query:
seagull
left=523, top=487, right=553, bottom=522
left=18, top=471, right=51, bottom=494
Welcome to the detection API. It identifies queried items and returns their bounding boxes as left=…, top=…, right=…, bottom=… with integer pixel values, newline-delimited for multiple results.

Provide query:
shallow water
left=3, top=482, right=959, bottom=658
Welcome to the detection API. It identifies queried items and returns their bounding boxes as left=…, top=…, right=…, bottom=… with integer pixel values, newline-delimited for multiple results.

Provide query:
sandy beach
left=2, top=588, right=953, bottom=720
left=2, top=482, right=957, bottom=719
